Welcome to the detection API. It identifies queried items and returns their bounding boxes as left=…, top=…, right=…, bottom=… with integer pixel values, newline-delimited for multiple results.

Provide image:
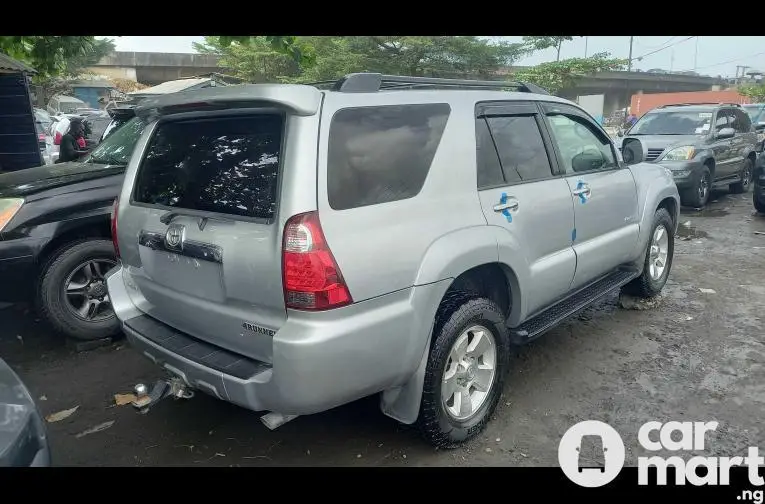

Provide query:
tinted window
left=485, top=115, right=552, bottom=182
left=475, top=117, right=506, bottom=188
left=134, top=114, right=283, bottom=220
left=714, top=111, right=729, bottom=131
left=327, top=104, right=450, bottom=210
left=85, top=116, right=146, bottom=166
left=732, top=109, right=752, bottom=133
left=546, top=113, right=616, bottom=174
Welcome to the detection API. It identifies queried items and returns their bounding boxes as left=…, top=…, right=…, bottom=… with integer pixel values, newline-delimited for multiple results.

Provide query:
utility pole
left=584, top=36, right=589, bottom=58
left=693, top=36, right=699, bottom=72
left=627, top=36, right=634, bottom=72
left=624, top=36, right=634, bottom=121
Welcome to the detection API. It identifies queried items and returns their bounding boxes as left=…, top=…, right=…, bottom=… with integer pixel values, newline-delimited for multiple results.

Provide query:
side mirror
left=621, top=138, right=647, bottom=165
left=717, top=127, right=736, bottom=139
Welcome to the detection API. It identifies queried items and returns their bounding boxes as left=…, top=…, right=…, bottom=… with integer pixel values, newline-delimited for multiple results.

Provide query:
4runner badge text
left=242, top=322, right=275, bottom=337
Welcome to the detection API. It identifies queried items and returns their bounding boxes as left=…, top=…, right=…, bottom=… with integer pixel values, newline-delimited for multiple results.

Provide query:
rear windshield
left=133, top=114, right=284, bottom=220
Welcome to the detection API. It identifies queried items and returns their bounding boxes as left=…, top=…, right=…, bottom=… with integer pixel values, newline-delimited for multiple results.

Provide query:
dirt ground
left=1, top=190, right=764, bottom=467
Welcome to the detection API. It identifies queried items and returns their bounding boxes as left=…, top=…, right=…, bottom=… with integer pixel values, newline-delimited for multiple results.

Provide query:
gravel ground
left=1, top=190, right=764, bottom=467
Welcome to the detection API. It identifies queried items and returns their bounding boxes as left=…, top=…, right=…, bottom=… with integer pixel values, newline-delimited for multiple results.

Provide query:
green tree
left=522, top=36, right=575, bottom=62
left=0, top=36, right=114, bottom=78
left=194, top=36, right=302, bottom=83
left=739, top=84, right=765, bottom=103
left=513, top=53, right=627, bottom=94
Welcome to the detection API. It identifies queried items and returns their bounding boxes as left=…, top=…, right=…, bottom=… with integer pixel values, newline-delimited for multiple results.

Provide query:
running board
left=509, top=268, right=639, bottom=344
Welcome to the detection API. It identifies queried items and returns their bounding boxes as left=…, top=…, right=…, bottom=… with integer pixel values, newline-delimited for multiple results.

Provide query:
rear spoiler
left=107, top=106, right=137, bottom=121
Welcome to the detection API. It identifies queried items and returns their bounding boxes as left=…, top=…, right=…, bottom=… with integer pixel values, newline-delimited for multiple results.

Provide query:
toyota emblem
left=165, top=224, right=185, bottom=249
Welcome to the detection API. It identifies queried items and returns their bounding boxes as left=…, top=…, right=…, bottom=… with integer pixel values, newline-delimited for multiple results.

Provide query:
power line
left=677, top=50, right=765, bottom=74
left=634, top=36, right=677, bottom=50
left=632, top=36, right=695, bottom=62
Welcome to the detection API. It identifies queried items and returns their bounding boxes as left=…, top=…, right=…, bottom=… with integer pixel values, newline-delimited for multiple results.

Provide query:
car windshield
left=84, top=117, right=146, bottom=166
left=744, top=105, right=764, bottom=124
left=628, top=110, right=714, bottom=135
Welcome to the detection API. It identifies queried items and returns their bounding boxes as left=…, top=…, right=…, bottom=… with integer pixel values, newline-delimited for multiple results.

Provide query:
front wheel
left=681, top=167, right=711, bottom=208
left=755, top=191, right=765, bottom=214
left=417, top=295, right=510, bottom=448
left=730, top=158, right=753, bottom=194
left=624, top=208, right=675, bottom=298
left=38, top=239, right=121, bottom=341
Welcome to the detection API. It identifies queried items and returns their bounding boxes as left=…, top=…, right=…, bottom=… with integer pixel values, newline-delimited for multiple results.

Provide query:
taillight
left=54, top=131, right=62, bottom=145
left=38, top=133, right=46, bottom=141
left=282, top=211, right=351, bottom=310
left=111, top=197, right=120, bottom=259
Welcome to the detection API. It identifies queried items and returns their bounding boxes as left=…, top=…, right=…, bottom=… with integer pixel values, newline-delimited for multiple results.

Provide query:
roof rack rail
left=658, top=102, right=742, bottom=108
left=311, top=73, right=550, bottom=95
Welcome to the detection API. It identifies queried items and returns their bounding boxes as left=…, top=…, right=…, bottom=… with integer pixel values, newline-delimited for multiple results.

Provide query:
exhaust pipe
left=260, top=412, right=299, bottom=430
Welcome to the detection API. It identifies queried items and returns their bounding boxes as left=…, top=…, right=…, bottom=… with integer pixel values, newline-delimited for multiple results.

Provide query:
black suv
left=619, top=103, right=758, bottom=207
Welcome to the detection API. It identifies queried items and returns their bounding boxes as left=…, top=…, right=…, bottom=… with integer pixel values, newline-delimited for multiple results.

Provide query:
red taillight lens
left=111, top=197, right=120, bottom=259
left=54, top=131, right=62, bottom=145
left=282, top=212, right=351, bottom=310
left=38, top=133, right=46, bottom=141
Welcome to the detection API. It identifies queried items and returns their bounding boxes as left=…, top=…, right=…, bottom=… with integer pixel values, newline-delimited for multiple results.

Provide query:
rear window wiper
left=159, top=210, right=235, bottom=230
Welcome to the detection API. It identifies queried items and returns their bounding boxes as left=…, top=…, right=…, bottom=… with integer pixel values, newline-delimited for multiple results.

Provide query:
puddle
left=676, top=223, right=709, bottom=240
left=680, top=206, right=730, bottom=217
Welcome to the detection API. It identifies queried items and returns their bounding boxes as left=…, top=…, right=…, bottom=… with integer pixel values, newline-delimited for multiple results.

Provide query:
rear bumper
left=0, top=239, right=38, bottom=303
left=107, top=266, right=443, bottom=416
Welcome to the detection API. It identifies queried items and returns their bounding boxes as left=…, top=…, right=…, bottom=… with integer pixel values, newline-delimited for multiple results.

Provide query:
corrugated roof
left=0, top=53, right=36, bottom=73
left=128, top=77, right=212, bottom=96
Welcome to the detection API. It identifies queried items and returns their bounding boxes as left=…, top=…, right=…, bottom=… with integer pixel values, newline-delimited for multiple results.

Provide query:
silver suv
left=106, top=73, right=680, bottom=448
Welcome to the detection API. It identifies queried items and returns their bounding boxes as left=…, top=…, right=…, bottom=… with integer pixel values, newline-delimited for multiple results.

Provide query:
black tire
left=755, top=192, right=765, bottom=214
left=681, top=166, right=711, bottom=208
left=624, top=208, right=674, bottom=298
left=417, top=292, right=510, bottom=449
left=730, top=157, right=754, bottom=194
left=38, top=239, right=120, bottom=341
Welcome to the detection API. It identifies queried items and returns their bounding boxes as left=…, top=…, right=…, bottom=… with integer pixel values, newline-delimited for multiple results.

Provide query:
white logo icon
left=559, top=420, right=626, bottom=487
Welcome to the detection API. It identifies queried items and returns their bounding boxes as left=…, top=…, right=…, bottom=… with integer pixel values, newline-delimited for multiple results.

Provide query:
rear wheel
left=755, top=192, right=765, bottom=214
left=681, top=167, right=711, bottom=208
left=38, top=239, right=121, bottom=341
left=417, top=294, right=509, bottom=448
left=730, top=158, right=753, bottom=194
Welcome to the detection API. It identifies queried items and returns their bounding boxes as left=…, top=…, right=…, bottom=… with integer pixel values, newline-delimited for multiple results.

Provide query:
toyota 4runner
left=106, top=73, right=680, bottom=447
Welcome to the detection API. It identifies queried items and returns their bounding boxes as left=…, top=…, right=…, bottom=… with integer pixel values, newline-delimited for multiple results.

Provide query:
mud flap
left=379, top=333, right=432, bottom=425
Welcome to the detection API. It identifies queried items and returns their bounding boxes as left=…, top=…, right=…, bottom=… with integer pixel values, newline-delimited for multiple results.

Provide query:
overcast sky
left=104, top=36, right=765, bottom=78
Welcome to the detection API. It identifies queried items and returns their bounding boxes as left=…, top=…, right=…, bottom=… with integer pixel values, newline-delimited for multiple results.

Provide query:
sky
left=104, top=36, right=765, bottom=79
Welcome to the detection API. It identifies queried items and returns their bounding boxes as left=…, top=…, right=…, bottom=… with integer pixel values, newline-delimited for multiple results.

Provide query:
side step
left=509, top=268, right=639, bottom=344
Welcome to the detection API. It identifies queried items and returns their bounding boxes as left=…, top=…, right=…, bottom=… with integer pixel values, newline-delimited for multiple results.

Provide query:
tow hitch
left=131, top=377, right=194, bottom=414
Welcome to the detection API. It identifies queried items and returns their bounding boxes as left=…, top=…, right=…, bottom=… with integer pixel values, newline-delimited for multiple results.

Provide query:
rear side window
left=133, top=114, right=284, bottom=220
left=327, top=103, right=450, bottom=210
left=733, top=109, right=752, bottom=133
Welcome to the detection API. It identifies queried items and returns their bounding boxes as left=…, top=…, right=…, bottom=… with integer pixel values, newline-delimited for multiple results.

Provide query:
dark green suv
left=620, top=103, right=758, bottom=207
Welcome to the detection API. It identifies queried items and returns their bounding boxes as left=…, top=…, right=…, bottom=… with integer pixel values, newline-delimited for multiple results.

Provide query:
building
left=70, top=79, right=116, bottom=109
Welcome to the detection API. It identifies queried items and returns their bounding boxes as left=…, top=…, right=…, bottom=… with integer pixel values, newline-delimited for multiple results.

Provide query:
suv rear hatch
left=115, top=86, right=322, bottom=363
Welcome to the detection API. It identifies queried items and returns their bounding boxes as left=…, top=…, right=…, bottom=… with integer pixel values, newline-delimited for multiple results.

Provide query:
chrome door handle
left=493, top=200, right=519, bottom=212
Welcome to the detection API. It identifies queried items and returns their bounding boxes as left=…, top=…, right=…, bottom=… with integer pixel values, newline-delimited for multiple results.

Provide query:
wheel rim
left=63, top=258, right=117, bottom=322
left=743, top=163, right=752, bottom=189
left=648, top=224, right=669, bottom=281
left=441, top=325, right=497, bottom=421
left=698, top=173, right=709, bottom=202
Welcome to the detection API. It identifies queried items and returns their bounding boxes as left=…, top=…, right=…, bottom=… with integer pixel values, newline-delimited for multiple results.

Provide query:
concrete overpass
left=87, top=51, right=224, bottom=85
left=88, top=52, right=729, bottom=114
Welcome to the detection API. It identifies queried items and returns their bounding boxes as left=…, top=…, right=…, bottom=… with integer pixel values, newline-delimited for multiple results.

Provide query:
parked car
left=0, top=356, right=50, bottom=466
left=618, top=103, right=758, bottom=207
left=46, top=95, right=87, bottom=116
left=107, top=74, right=680, bottom=448
left=742, top=103, right=765, bottom=151
left=0, top=112, right=143, bottom=340
left=82, top=112, right=112, bottom=149
left=754, top=152, right=765, bottom=213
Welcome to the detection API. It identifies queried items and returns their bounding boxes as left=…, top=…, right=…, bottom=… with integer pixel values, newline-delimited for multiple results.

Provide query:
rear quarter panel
left=316, top=93, right=490, bottom=303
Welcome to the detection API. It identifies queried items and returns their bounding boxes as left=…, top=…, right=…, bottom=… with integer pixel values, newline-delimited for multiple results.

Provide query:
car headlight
left=0, top=198, right=24, bottom=233
left=662, top=146, right=696, bottom=161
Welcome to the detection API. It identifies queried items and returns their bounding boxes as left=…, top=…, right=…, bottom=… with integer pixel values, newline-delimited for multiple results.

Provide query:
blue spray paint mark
left=575, top=180, right=588, bottom=204
left=499, top=192, right=512, bottom=223
left=572, top=228, right=577, bottom=242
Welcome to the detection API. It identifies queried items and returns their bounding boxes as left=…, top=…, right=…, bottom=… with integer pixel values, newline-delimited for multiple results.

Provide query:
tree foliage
left=738, top=84, right=765, bottom=103
left=194, top=37, right=302, bottom=83
left=0, top=36, right=114, bottom=78
left=513, top=52, right=627, bottom=94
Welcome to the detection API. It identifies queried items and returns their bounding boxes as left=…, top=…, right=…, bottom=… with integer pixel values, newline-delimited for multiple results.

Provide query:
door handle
left=493, top=199, right=519, bottom=212
left=572, top=185, right=591, bottom=196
